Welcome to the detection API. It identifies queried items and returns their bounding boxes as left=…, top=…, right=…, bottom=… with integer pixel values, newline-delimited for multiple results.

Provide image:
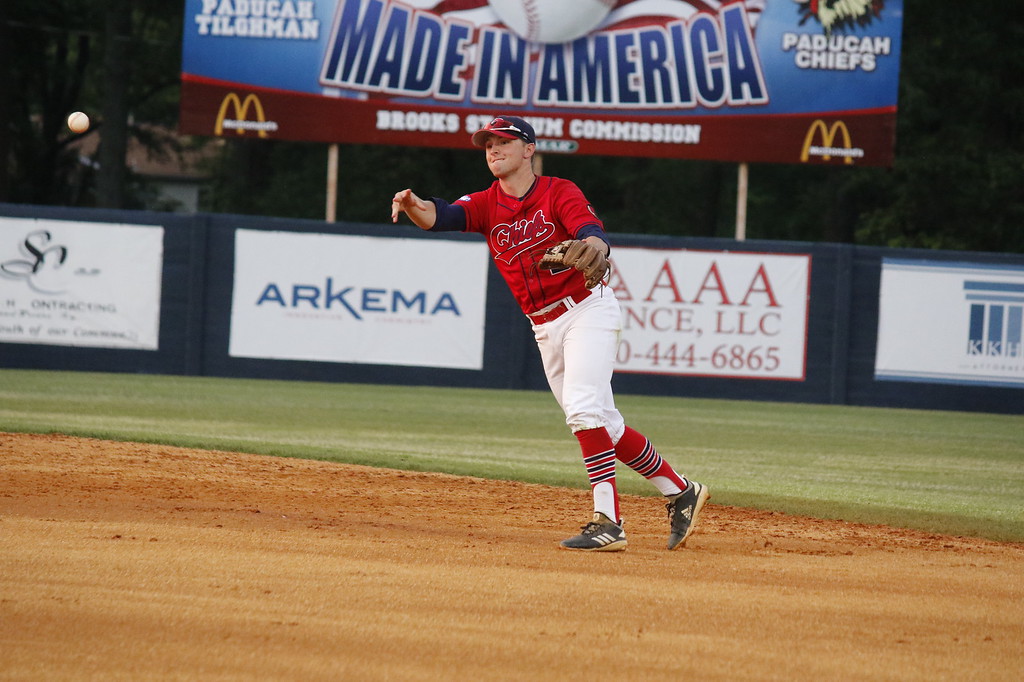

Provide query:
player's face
left=484, top=136, right=532, bottom=178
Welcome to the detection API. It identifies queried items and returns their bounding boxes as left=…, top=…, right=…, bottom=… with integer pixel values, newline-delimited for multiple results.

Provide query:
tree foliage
left=0, top=0, right=181, bottom=209
left=1, top=1, right=1021, bottom=253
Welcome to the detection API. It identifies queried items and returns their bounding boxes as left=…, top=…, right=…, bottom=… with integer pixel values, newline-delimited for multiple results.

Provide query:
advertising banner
left=610, top=247, right=810, bottom=379
left=0, top=217, right=164, bottom=350
left=876, top=259, right=1024, bottom=388
left=180, top=0, right=903, bottom=165
left=229, top=230, right=489, bottom=369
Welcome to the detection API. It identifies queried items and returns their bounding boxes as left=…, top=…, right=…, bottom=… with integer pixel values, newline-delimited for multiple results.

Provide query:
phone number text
left=616, top=341, right=782, bottom=373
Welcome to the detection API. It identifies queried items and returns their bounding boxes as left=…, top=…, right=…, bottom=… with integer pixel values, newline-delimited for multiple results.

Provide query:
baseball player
left=391, top=115, right=708, bottom=551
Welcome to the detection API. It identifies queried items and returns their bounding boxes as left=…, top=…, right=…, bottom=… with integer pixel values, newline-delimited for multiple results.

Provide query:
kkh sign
left=875, top=259, right=1024, bottom=388
left=180, top=0, right=903, bottom=165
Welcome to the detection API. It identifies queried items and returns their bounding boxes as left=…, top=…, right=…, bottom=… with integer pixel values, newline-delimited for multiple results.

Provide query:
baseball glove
left=538, top=239, right=609, bottom=289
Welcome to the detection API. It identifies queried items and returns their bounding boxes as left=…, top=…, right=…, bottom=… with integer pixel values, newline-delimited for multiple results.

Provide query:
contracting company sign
left=180, top=0, right=903, bottom=165
left=0, top=217, right=163, bottom=350
left=229, top=230, right=489, bottom=369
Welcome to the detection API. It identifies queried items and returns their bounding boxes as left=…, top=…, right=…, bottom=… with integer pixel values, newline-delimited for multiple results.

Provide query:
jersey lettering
left=491, top=210, right=556, bottom=265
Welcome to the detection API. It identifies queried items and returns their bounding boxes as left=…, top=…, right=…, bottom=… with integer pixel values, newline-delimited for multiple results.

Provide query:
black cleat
left=666, top=480, right=709, bottom=550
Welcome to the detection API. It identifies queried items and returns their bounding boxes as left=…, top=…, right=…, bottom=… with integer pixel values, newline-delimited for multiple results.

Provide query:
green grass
left=1, top=369, right=1022, bottom=542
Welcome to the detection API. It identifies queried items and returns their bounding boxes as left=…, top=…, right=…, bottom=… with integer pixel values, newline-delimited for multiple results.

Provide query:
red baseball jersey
left=455, top=176, right=604, bottom=314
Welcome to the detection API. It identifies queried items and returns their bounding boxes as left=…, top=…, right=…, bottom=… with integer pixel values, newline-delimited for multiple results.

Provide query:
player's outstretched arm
left=391, top=189, right=437, bottom=230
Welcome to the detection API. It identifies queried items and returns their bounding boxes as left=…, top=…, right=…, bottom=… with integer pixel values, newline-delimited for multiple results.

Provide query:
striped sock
left=575, top=427, right=619, bottom=522
left=615, top=426, right=688, bottom=496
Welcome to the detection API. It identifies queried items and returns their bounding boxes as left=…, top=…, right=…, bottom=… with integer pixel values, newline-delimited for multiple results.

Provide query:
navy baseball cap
left=471, top=116, right=536, bottom=147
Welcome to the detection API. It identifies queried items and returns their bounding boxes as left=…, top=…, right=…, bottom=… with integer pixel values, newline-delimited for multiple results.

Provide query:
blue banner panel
left=180, top=0, right=903, bottom=165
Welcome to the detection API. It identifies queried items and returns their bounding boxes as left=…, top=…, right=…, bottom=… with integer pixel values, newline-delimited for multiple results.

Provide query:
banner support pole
left=735, top=162, right=748, bottom=241
left=326, top=143, right=339, bottom=223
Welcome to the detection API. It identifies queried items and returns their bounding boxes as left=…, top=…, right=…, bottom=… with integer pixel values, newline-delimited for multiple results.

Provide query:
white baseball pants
left=531, top=289, right=626, bottom=444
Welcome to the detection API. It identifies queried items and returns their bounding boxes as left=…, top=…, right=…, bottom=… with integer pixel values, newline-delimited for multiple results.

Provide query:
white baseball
left=488, top=0, right=616, bottom=44
left=67, top=111, right=90, bottom=134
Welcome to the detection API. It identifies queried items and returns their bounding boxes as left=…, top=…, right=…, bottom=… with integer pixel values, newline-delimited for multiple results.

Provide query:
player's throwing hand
left=391, top=188, right=437, bottom=229
left=391, top=189, right=415, bottom=222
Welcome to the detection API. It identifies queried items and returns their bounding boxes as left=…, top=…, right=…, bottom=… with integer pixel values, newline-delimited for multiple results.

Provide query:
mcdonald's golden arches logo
left=800, top=119, right=863, bottom=165
left=214, top=93, right=279, bottom=138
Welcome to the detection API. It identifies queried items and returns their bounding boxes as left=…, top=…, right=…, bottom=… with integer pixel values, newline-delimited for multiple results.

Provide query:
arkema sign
left=180, top=0, right=903, bottom=165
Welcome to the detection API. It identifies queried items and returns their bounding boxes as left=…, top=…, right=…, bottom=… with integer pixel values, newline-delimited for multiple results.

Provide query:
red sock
left=575, top=427, right=619, bottom=522
left=614, top=426, right=688, bottom=496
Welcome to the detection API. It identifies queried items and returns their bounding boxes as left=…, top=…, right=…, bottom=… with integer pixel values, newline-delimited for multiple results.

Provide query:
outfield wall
left=2, top=203, right=1021, bottom=414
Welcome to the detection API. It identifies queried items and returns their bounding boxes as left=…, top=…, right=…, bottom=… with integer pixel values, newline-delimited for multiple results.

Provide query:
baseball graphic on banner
left=488, top=0, right=616, bottom=43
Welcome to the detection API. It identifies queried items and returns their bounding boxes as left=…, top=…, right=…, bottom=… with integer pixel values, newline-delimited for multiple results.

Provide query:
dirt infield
left=1, top=432, right=1022, bottom=681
